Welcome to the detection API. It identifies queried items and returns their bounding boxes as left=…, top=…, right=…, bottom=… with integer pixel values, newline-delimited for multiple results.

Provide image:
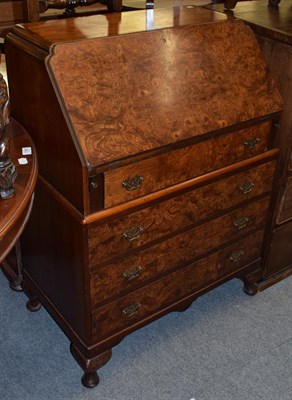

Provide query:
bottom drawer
left=91, top=230, right=264, bottom=341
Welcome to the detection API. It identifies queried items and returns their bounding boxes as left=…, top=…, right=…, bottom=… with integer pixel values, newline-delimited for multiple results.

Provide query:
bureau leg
left=176, top=298, right=197, bottom=312
left=26, top=297, right=42, bottom=312
left=81, top=371, right=99, bottom=388
left=70, top=343, right=112, bottom=389
left=243, top=279, right=258, bottom=296
left=241, top=268, right=263, bottom=296
left=25, top=285, right=42, bottom=312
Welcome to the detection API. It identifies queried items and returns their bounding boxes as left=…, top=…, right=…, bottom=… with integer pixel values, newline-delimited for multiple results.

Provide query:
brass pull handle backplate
left=239, top=181, right=254, bottom=195
left=122, top=226, right=144, bottom=242
left=122, top=175, right=144, bottom=191
left=229, top=250, right=244, bottom=262
left=123, top=302, right=141, bottom=317
left=233, top=217, right=249, bottom=230
left=122, top=266, right=143, bottom=281
left=244, top=137, right=260, bottom=149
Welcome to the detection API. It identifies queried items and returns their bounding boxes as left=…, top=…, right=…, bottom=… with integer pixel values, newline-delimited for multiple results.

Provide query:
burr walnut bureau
left=4, top=6, right=283, bottom=388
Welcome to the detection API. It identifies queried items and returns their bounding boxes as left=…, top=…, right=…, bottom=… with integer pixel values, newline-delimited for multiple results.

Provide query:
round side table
left=0, top=118, right=38, bottom=289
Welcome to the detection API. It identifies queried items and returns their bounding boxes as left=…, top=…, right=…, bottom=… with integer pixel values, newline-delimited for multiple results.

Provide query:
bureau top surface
left=11, top=7, right=227, bottom=49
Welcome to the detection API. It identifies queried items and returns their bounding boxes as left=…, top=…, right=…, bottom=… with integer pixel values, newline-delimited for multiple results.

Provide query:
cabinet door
left=277, top=177, right=292, bottom=224
left=265, top=223, right=292, bottom=277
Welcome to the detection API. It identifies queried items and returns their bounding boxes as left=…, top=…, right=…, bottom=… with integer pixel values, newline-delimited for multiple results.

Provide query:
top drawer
left=104, top=121, right=272, bottom=208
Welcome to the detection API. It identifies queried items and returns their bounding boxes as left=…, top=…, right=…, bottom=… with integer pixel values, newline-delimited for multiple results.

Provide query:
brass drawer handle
left=122, top=176, right=144, bottom=191
left=122, top=266, right=143, bottom=281
left=233, top=217, right=250, bottom=230
left=244, top=137, right=260, bottom=149
left=229, top=250, right=244, bottom=262
left=239, top=181, right=254, bottom=195
left=123, top=302, right=141, bottom=317
left=122, top=226, right=144, bottom=242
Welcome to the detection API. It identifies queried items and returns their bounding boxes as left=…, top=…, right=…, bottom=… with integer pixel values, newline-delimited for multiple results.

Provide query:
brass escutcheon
left=233, top=217, right=249, bottom=230
left=244, top=137, right=260, bottom=149
left=239, top=181, right=255, bottom=195
left=123, top=302, right=141, bottom=317
left=229, top=250, right=244, bottom=262
left=122, top=266, right=143, bottom=281
left=122, top=175, right=144, bottom=191
left=122, top=226, right=144, bottom=242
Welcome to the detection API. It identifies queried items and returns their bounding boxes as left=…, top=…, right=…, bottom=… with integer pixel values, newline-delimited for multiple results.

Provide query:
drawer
left=90, top=197, right=271, bottom=306
left=88, top=160, right=276, bottom=267
left=104, top=121, right=271, bottom=208
left=91, top=230, right=264, bottom=341
left=276, top=177, right=292, bottom=223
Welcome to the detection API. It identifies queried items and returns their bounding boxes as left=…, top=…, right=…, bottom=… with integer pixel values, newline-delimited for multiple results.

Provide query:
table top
left=0, top=118, right=38, bottom=264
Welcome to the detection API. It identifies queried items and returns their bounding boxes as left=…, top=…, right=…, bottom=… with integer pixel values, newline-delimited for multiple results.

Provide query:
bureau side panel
left=257, top=35, right=292, bottom=174
left=5, top=38, right=85, bottom=213
left=257, top=34, right=292, bottom=277
left=21, top=181, right=90, bottom=343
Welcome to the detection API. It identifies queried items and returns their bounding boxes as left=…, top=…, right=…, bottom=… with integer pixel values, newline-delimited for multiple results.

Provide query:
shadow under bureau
left=4, top=6, right=282, bottom=388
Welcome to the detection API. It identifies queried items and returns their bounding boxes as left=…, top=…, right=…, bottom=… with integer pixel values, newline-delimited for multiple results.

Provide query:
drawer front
left=277, top=177, right=292, bottom=223
left=91, top=230, right=264, bottom=340
left=88, top=160, right=275, bottom=267
left=90, top=197, right=270, bottom=305
left=104, top=121, right=271, bottom=208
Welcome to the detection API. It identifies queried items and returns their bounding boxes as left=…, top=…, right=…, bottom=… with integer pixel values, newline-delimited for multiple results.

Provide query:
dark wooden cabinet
left=4, top=6, right=283, bottom=388
left=206, top=0, right=292, bottom=288
left=0, top=0, right=39, bottom=38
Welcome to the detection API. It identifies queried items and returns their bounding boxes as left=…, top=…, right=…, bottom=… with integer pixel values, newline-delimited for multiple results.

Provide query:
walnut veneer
left=3, top=6, right=283, bottom=388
